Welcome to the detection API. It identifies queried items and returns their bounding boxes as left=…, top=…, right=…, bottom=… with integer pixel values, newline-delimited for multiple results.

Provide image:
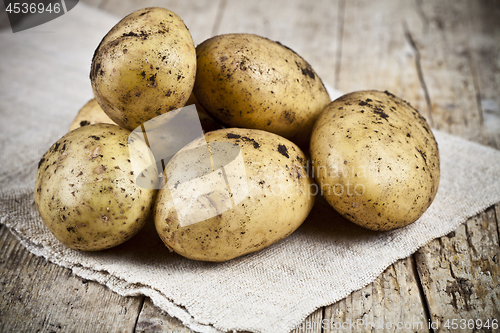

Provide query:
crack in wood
left=403, top=22, right=434, bottom=127
left=412, top=254, right=435, bottom=333
left=464, top=218, right=478, bottom=259
left=133, top=297, right=146, bottom=333
left=495, top=204, right=500, bottom=249
left=467, top=51, right=486, bottom=135
left=320, top=306, right=325, bottom=333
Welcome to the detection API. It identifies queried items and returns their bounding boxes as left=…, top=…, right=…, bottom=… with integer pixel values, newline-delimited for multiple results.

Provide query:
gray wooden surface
left=1, top=0, right=499, bottom=332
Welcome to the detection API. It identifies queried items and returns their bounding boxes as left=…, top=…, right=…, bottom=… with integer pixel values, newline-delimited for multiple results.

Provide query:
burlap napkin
left=1, top=4, right=500, bottom=333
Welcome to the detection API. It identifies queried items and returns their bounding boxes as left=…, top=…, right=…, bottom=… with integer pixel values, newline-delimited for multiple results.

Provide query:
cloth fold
left=1, top=4, right=500, bottom=333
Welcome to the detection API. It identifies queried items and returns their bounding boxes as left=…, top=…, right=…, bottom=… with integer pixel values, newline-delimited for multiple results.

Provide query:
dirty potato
left=154, top=128, right=315, bottom=261
left=310, top=90, right=440, bottom=231
left=35, top=124, right=158, bottom=251
left=90, top=7, right=196, bottom=130
left=69, top=98, right=116, bottom=132
left=194, top=33, right=331, bottom=148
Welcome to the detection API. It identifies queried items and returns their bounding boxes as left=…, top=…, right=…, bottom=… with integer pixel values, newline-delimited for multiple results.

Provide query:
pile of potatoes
left=35, top=7, right=440, bottom=261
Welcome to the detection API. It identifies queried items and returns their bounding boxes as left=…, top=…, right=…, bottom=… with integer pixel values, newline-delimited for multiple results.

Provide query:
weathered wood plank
left=323, top=257, right=430, bottom=333
left=467, top=0, right=500, bottom=149
left=405, top=0, right=484, bottom=142
left=135, top=298, right=195, bottom=333
left=0, top=225, right=144, bottom=333
left=336, top=0, right=430, bottom=121
left=415, top=206, right=500, bottom=332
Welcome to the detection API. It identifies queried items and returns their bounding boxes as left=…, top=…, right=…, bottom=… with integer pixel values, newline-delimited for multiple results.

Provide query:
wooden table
left=1, top=0, right=499, bottom=331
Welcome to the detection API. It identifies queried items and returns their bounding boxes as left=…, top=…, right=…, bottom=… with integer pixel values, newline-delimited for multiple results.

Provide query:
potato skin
left=90, top=7, right=196, bottom=130
left=69, top=98, right=116, bottom=132
left=193, top=34, right=331, bottom=147
left=310, top=90, right=440, bottom=231
left=35, top=124, right=158, bottom=251
left=154, top=128, right=315, bottom=262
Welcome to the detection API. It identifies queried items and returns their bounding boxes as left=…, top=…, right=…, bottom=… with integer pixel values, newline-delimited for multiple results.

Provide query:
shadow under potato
left=298, top=195, right=382, bottom=242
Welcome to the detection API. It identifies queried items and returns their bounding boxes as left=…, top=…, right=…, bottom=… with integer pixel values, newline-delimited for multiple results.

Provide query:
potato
left=185, top=92, right=222, bottom=134
left=154, top=128, right=315, bottom=261
left=193, top=33, right=331, bottom=148
left=90, top=7, right=197, bottom=130
left=35, top=124, right=158, bottom=251
left=69, top=98, right=116, bottom=132
left=310, top=90, right=440, bottom=231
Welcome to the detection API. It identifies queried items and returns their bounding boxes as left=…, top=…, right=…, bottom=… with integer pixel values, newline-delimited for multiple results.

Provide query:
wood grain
left=415, top=206, right=500, bottom=332
left=323, top=257, right=430, bottom=333
left=405, top=0, right=484, bottom=143
left=0, top=225, right=144, bottom=333
left=336, top=0, right=431, bottom=121
left=467, top=0, right=500, bottom=149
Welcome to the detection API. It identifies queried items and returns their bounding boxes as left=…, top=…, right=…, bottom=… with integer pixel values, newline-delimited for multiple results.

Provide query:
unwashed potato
left=154, top=128, right=315, bottom=261
left=35, top=124, right=158, bottom=251
left=194, top=33, right=331, bottom=148
left=310, top=90, right=440, bottom=231
left=69, top=98, right=116, bottom=132
left=90, top=7, right=197, bottom=130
